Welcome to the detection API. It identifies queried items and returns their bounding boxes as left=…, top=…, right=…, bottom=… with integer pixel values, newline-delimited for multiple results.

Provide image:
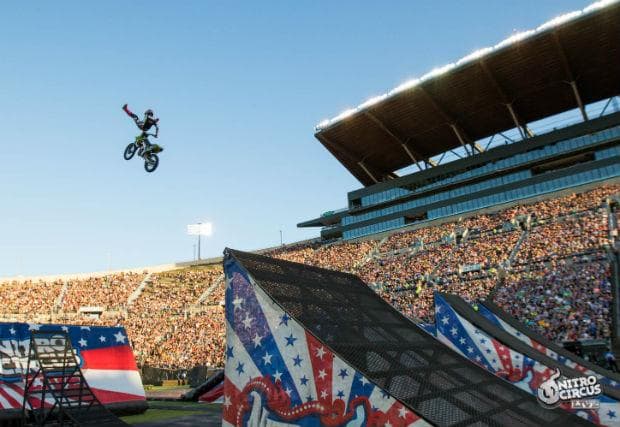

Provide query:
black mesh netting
left=225, top=249, right=592, bottom=427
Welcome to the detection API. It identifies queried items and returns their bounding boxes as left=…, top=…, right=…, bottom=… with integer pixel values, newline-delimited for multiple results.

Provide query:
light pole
left=197, top=223, right=201, bottom=260
left=187, top=222, right=213, bottom=261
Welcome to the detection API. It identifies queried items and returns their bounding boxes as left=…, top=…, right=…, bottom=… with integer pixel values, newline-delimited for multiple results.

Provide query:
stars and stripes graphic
left=223, top=256, right=430, bottom=426
left=477, top=303, right=620, bottom=390
left=0, top=322, right=145, bottom=411
left=434, top=293, right=620, bottom=427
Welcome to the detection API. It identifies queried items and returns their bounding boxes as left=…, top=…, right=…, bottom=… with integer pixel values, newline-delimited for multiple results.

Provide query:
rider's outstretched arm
left=153, top=123, right=159, bottom=138
left=122, top=104, right=139, bottom=121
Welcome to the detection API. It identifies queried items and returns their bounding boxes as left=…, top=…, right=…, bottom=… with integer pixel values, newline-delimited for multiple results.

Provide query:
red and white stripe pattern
left=1, top=323, right=145, bottom=411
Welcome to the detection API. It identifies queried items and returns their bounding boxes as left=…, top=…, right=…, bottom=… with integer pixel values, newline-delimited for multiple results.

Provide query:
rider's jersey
left=139, top=116, right=159, bottom=132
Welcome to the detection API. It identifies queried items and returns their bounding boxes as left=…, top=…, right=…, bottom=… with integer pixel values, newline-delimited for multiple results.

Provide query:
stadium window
left=510, top=188, right=519, bottom=200
left=575, top=136, right=583, bottom=147
left=537, top=182, right=546, bottom=193
left=514, top=187, right=523, bottom=198
left=578, top=135, right=587, bottom=146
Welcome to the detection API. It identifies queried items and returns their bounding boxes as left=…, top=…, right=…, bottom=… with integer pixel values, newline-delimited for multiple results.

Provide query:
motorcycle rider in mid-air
left=122, top=104, right=159, bottom=155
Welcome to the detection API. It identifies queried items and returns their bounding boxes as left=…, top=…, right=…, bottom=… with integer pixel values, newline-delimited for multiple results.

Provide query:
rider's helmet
left=145, top=109, right=154, bottom=117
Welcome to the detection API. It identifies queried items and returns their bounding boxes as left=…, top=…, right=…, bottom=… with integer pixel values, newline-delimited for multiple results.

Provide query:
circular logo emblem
left=537, top=368, right=561, bottom=407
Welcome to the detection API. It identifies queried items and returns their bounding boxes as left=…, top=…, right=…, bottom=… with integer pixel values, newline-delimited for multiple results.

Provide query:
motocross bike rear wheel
left=124, top=143, right=137, bottom=160
left=144, top=153, right=159, bottom=172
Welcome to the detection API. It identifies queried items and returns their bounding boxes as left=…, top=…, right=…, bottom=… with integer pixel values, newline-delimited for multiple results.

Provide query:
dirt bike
left=123, top=133, right=163, bottom=173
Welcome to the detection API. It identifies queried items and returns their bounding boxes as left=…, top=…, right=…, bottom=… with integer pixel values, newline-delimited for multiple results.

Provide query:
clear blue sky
left=0, top=1, right=592, bottom=276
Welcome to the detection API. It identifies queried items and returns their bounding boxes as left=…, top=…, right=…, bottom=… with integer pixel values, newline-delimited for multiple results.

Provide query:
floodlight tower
left=187, top=222, right=213, bottom=260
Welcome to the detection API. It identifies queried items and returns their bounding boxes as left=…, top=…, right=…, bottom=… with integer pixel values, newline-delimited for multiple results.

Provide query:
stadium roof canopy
left=314, top=0, right=620, bottom=186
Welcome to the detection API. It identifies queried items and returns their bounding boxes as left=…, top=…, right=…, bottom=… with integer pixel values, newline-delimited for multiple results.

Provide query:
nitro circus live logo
left=537, top=368, right=602, bottom=409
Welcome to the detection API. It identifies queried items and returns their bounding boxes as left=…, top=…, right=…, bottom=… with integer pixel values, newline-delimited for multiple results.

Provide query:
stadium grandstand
left=1, top=0, right=619, bottom=385
left=301, top=0, right=620, bottom=241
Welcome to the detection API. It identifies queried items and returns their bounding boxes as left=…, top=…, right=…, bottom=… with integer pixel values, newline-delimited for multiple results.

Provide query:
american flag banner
left=223, top=256, right=430, bottom=427
left=476, top=302, right=620, bottom=390
left=434, top=293, right=620, bottom=426
left=0, top=322, right=145, bottom=412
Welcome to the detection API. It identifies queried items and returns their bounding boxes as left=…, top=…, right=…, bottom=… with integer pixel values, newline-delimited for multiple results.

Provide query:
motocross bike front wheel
left=144, top=153, right=159, bottom=173
left=124, top=143, right=137, bottom=160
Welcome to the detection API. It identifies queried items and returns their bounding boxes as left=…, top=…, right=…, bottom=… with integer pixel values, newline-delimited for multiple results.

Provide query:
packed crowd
left=380, top=224, right=446, bottom=252
left=358, top=244, right=449, bottom=290
left=1, top=183, right=618, bottom=369
left=494, top=256, right=613, bottom=342
left=63, top=272, right=146, bottom=312
left=514, top=209, right=611, bottom=264
left=123, top=267, right=223, bottom=367
left=0, top=279, right=64, bottom=314
left=385, top=274, right=497, bottom=322
left=132, top=268, right=221, bottom=315
left=145, top=307, right=225, bottom=369
left=439, top=230, right=520, bottom=274
left=269, top=240, right=376, bottom=273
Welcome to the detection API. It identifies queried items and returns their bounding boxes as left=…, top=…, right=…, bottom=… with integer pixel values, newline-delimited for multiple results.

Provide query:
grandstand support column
left=479, top=60, right=533, bottom=139
left=449, top=149, right=464, bottom=159
left=357, top=161, right=379, bottom=183
left=363, top=111, right=428, bottom=171
left=552, top=30, right=588, bottom=122
left=316, top=133, right=383, bottom=184
left=599, top=96, right=619, bottom=118
left=420, top=85, right=484, bottom=155
left=570, top=81, right=589, bottom=121
left=506, top=103, right=532, bottom=139
left=449, top=124, right=478, bottom=156
left=449, top=124, right=469, bottom=154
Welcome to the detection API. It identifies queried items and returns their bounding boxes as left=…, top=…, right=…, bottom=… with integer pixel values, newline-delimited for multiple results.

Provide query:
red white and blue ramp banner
left=476, top=303, right=620, bottom=390
left=0, top=322, right=145, bottom=410
left=223, top=257, right=430, bottom=426
left=433, top=294, right=620, bottom=426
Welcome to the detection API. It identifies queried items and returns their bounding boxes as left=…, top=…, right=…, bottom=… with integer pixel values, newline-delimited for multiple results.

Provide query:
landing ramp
left=223, top=249, right=589, bottom=426
left=436, top=293, right=620, bottom=426
left=479, top=300, right=620, bottom=388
